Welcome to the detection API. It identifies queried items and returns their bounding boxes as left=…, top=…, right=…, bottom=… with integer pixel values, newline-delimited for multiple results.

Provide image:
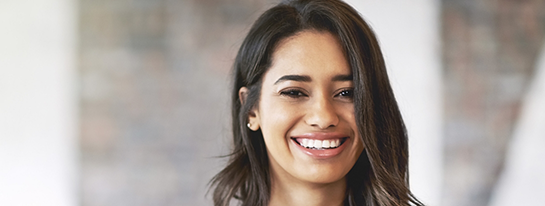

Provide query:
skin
left=240, top=31, right=364, bottom=206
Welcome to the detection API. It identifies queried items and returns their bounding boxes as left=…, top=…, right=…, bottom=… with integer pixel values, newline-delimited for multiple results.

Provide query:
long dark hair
left=209, top=0, right=423, bottom=205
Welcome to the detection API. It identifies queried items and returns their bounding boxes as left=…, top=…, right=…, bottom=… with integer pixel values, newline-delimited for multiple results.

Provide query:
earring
left=247, top=123, right=251, bottom=128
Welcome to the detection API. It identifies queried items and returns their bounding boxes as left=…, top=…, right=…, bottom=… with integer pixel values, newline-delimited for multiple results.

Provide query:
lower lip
left=291, top=138, right=349, bottom=159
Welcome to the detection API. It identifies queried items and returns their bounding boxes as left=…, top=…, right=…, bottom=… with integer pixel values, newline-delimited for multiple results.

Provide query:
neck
left=268, top=173, right=346, bottom=206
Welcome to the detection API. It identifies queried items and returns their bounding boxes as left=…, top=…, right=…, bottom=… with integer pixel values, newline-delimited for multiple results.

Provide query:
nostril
left=311, top=123, right=336, bottom=129
left=307, top=121, right=337, bottom=130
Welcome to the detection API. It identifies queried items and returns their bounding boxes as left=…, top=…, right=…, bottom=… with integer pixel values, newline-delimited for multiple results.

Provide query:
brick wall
left=79, top=0, right=277, bottom=205
left=442, top=0, right=545, bottom=205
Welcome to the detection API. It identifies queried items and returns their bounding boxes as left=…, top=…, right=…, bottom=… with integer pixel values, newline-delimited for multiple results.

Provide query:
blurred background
left=1, top=0, right=544, bottom=205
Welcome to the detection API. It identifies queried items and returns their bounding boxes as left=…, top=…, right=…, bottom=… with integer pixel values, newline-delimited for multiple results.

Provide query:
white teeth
left=298, top=138, right=343, bottom=149
left=302, top=139, right=309, bottom=147
left=322, top=140, right=330, bottom=148
left=329, top=140, right=336, bottom=148
left=328, top=140, right=336, bottom=148
left=307, top=139, right=314, bottom=148
left=314, top=140, right=322, bottom=149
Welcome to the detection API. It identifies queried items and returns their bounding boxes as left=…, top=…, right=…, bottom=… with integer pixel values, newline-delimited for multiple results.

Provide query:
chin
left=295, top=165, right=348, bottom=184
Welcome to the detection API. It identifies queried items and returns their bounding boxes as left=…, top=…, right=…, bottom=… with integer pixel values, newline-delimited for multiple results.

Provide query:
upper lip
left=291, top=132, right=349, bottom=140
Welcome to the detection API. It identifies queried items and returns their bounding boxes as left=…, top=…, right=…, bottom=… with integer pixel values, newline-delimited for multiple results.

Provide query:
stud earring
left=247, top=123, right=251, bottom=128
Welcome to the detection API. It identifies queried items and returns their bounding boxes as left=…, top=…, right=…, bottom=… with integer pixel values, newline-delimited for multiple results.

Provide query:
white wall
left=344, top=1, right=443, bottom=205
left=0, top=0, right=78, bottom=205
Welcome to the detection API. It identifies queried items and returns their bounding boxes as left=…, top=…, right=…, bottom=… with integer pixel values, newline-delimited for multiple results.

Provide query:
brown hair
left=209, top=0, right=423, bottom=205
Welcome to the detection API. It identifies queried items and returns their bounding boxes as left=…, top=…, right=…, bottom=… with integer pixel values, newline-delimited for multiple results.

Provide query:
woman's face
left=245, top=31, right=364, bottom=185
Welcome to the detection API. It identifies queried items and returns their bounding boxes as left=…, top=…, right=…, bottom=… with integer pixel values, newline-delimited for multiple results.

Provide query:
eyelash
left=335, top=89, right=354, bottom=99
left=280, top=89, right=308, bottom=98
left=279, top=88, right=354, bottom=99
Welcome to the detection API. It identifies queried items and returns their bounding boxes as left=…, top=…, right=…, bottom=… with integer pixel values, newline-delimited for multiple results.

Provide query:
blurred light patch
left=0, top=0, right=78, bottom=205
left=490, top=43, right=545, bottom=206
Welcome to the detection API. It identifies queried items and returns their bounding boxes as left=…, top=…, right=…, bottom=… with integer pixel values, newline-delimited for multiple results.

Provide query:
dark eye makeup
left=279, top=89, right=308, bottom=98
left=279, top=88, right=354, bottom=100
left=335, top=89, right=354, bottom=99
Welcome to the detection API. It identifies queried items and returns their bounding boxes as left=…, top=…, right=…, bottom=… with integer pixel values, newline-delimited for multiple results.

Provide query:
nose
left=305, top=95, right=339, bottom=129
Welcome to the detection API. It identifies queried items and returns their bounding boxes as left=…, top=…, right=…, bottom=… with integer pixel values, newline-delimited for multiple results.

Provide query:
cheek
left=258, top=97, right=302, bottom=133
left=338, top=104, right=364, bottom=150
left=337, top=103, right=357, bottom=129
left=258, top=97, right=303, bottom=154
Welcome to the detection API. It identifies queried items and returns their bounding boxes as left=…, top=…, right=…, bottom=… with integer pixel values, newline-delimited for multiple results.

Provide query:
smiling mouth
left=291, top=137, right=348, bottom=150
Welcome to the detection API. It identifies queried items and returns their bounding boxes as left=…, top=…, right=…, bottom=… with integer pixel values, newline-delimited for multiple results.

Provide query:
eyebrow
left=273, top=74, right=353, bottom=85
left=332, top=74, right=353, bottom=81
left=274, top=75, right=311, bottom=84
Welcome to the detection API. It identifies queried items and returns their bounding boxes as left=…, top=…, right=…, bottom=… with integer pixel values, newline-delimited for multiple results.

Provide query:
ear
left=239, top=87, right=260, bottom=131
left=238, top=87, right=249, bottom=105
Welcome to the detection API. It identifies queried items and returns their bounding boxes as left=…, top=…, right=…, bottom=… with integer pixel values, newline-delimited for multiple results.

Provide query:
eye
left=280, top=89, right=308, bottom=98
left=335, top=89, right=354, bottom=99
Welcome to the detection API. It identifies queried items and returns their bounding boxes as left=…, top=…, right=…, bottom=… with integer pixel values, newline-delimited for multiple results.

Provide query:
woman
left=210, top=0, right=423, bottom=205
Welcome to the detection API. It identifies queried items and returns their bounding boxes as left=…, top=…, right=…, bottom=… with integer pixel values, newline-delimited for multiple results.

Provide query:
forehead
left=265, top=30, right=351, bottom=79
